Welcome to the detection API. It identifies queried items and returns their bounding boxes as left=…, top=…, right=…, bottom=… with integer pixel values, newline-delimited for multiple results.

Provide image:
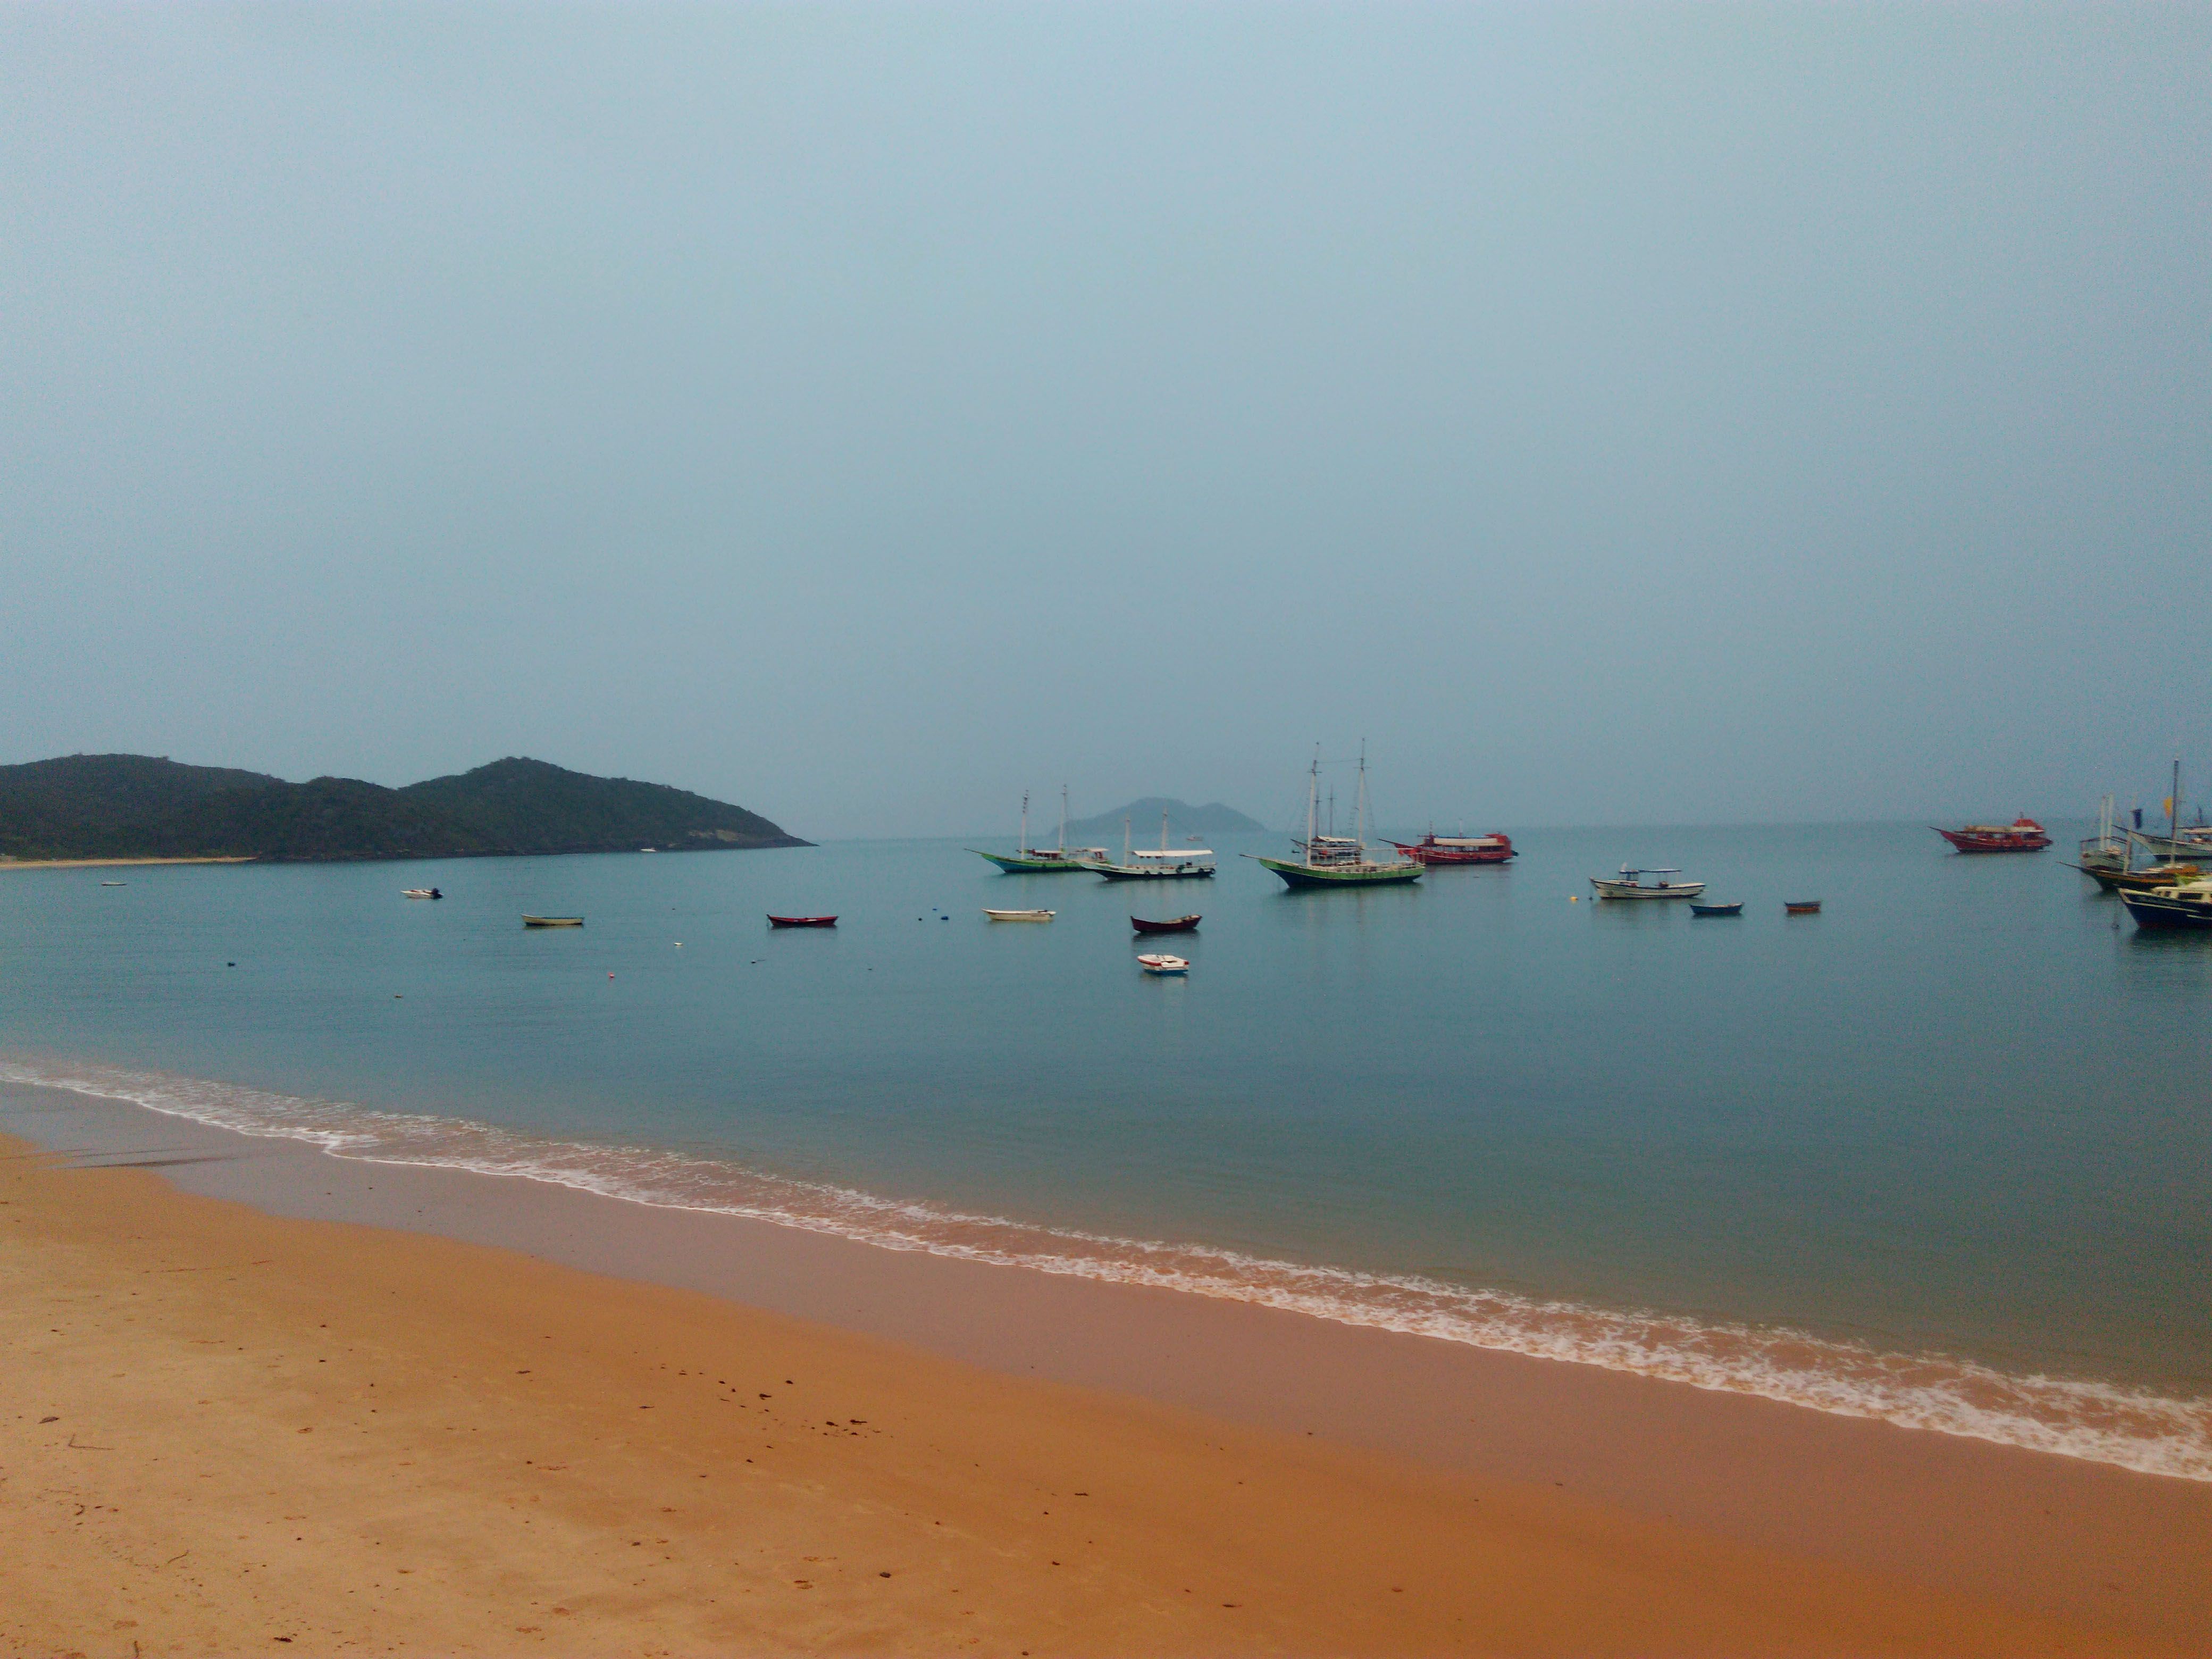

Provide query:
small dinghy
left=403, top=887, right=442, bottom=900
left=522, top=915, right=584, bottom=928
left=99, top=880, right=127, bottom=886
left=1688, top=901, right=1742, bottom=917
left=1136, top=953, right=1189, bottom=975
left=984, top=908, right=1054, bottom=922
left=1131, top=914, right=1201, bottom=934
left=1785, top=900, right=1822, bottom=915
left=768, top=914, right=837, bottom=928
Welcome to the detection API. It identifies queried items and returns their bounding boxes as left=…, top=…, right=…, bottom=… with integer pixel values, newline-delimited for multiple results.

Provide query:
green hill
left=0, top=753, right=806, bottom=863
left=400, top=758, right=798, bottom=856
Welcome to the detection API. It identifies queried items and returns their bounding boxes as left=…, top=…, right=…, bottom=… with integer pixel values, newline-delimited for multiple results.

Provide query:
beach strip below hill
left=0, top=856, right=256, bottom=871
left=3, top=1094, right=2207, bottom=1655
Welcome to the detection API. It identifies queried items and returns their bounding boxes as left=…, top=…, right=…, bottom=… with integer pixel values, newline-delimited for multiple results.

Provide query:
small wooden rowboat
left=768, top=915, right=837, bottom=928
left=403, top=887, right=442, bottom=900
left=522, top=915, right=584, bottom=927
left=1131, top=914, right=1201, bottom=934
left=1785, top=900, right=1822, bottom=915
left=1136, top=953, right=1189, bottom=975
left=984, top=908, right=1054, bottom=922
left=1688, top=901, right=1742, bottom=917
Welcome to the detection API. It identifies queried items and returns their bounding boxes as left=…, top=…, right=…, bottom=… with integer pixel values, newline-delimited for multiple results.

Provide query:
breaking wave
left=6, top=1055, right=2207, bottom=1482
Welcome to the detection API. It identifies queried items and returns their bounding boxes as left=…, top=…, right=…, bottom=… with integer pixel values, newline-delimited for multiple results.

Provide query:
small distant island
left=1065, top=798, right=1264, bottom=840
left=0, top=754, right=807, bottom=865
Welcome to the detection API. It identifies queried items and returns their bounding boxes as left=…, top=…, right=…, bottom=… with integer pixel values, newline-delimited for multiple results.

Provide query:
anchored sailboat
left=1245, top=748, right=1423, bottom=889
left=968, top=787, right=1109, bottom=873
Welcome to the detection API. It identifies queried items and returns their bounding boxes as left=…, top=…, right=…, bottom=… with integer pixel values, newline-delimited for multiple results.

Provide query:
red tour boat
left=1386, top=830, right=1516, bottom=865
left=1932, top=818, right=2051, bottom=853
left=767, top=914, right=838, bottom=928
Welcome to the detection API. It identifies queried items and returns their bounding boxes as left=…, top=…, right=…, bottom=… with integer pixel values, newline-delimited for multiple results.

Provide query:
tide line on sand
left=4, top=1055, right=2207, bottom=1484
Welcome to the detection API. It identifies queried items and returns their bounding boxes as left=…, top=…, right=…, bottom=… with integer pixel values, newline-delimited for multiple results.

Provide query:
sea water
left=3, top=823, right=2207, bottom=1478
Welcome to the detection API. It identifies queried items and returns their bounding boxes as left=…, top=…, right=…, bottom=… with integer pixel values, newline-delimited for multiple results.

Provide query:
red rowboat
left=1387, top=831, right=1515, bottom=865
left=1932, top=818, right=2050, bottom=853
left=767, top=914, right=837, bottom=928
left=1131, top=914, right=1201, bottom=934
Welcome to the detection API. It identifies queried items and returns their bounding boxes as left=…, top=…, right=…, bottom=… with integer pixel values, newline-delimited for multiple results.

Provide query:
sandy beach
left=4, top=1094, right=2207, bottom=1657
left=0, top=857, right=255, bottom=872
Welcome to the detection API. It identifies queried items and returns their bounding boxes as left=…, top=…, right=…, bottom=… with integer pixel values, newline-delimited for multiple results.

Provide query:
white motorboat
left=1136, top=953, right=1189, bottom=975
left=1589, top=866, right=1705, bottom=900
left=403, top=887, right=443, bottom=900
left=984, top=908, right=1055, bottom=922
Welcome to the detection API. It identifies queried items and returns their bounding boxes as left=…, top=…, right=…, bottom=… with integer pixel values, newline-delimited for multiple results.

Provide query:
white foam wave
left=7, top=1055, right=2208, bottom=1482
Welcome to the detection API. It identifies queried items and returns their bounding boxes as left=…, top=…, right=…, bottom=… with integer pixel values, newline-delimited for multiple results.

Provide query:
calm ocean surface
left=4, top=823, right=2207, bottom=1477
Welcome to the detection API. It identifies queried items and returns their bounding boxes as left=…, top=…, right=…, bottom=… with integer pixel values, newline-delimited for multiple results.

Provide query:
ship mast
left=1305, top=745, right=1320, bottom=858
left=1355, top=740, right=1368, bottom=854
left=1059, top=784, right=1069, bottom=855
left=1020, top=790, right=1029, bottom=854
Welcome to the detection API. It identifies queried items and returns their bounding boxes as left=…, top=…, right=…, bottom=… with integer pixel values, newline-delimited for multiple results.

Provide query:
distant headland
left=0, top=755, right=807, bottom=865
left=1064, top=798, right=1264, bottom=840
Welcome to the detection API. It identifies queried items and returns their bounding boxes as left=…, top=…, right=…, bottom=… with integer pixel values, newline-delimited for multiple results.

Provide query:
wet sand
left=4, top=1086, right=2208, bottom=1655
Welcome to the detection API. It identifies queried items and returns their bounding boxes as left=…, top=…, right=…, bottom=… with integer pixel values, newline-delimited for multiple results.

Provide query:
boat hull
left=983, top=909, right=1054, bottom=921
left=522, top=916, right=584, bottom=927
left=1688, top=902, right=1742, bottom=917
left=1933, top=823, right=2051, bottom=853
left=1589, top=881, right=1704, bottom=900
left=1387, top=837, right=1515, bottom=865
left=767, top=915, right=837, bottom=928
left=1131, top=915, right=1202, bottom=933
left=1093, top=864, right=1216, bottom=881
left=1250, top=855, right=1422, bottom=889
left=2119, top=890, right=2212, bottom=929
left=969, top=849, right=1097, bottom=873
left=1136, top=953, right=1189, bottom=974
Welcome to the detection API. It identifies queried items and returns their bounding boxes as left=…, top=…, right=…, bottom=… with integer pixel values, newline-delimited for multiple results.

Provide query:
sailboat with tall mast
left=1245, top=747, right=1423, bottom=889
left=968, top=787, right=1109, bottom=873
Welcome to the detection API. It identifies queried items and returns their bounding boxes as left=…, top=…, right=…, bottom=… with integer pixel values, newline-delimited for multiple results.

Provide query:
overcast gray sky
left=4, top=2, right=2207, bottom=837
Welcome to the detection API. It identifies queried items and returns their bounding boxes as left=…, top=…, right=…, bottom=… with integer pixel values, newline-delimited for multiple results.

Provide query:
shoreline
left=0, top=854, right=257, bottom=870
left=9, top=1060, right=2198, bottom=1483
left=4, top=1079, right=2207, bottom=1653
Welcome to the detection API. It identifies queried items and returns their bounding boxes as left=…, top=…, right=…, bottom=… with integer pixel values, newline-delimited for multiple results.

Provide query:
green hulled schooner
left=1245, top=749, right=1423, bottom=889
left=968, top=787, right=1108, bottom=874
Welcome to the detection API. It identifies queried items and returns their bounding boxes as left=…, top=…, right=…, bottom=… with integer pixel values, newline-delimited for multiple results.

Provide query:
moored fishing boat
left=2075, top=795, right=2129, bottom=874
left=1131, top=914, right=1201, bottom=934
left=1090, top=810, right=1217, bottom=880
left=968, top=788, right=1108, bottom=873
left=2119, top=876, right=2212, bottom=931
left=1136, top=953, right=1189, bottom=975
left=984, top=908, right=1054, bottom=922
left=1688, top=901, right=1742, bottom=917
left=767, top=914, right=837, bottom=928
left=522, top=915, right=584, bottom=927
left=402, top=887, right=442, bottom=899
left=1245, top=748, right=1423, bottom=889
left=1386, top=829, right=1515, bottom=865
left=1589, top=867, right=1705, bottom=900
left=1932, top=817, right=2050, bottom=853
left=1785, top=900, right=1822, bottom=915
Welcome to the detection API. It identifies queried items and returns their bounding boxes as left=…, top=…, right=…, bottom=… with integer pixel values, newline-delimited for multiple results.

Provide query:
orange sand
left=0, top=1139, right=2194, bottom=1656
